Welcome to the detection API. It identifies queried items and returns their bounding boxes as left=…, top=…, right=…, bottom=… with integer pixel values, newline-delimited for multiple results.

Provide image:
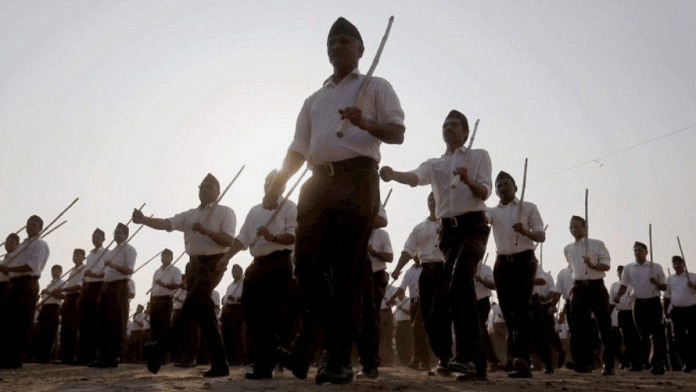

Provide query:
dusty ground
left=1, top=364, right=693, bottom=392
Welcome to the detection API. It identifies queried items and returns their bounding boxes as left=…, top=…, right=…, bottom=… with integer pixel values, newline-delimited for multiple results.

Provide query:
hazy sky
left=2, top=1, right=695, bottom=308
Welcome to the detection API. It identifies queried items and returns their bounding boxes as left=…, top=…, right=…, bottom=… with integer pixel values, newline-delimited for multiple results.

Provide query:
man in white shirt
left=357, top=205, right=393, bottom=378
left=58, top=248, right=87, bottom=364
left=221, top=264, right=245, bottom=366
left=564, top=216, right=615, bottom=375
left=149, top=249, right=181, bottom=365
left=609, top=265, right=640, bottom=371
left=34, top=264, right=63, bottom=363
left=664, top=255, right=696, bottom=372
left=95, top=223, right=137, bottom=368
left=474, top=262, right=499, bottom=371
left=225, top=171, right=297, bottom=379
left=134, top=173, right=235, bottom=377
left=389, top=193, right=438, bottom=372
left=487, top=171, right=545, bottom=378
left=0, top=233, right=20, bottom=368
left=77, top=228, right=107, bottom=365
left=267, top=17, right=405, bottom=386
left=380, top=110, right=491, bottom=380
left=0, top=215, right=50, bottom=369
left=613, top=241, right=667, bottom=375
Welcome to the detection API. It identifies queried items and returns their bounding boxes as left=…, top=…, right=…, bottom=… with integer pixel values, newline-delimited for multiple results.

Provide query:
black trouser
left=5, top=276, right=39, bottom=367
left=617, top=309, right=641, bottom=368
left=98, top=279, right=129, bottom=364
left=60, top=293, right=80, bottom=363
left=395, top=318, right=413, bottom=365
left=34, top=303, right=61, bottom=362
left=493, top=250, right=536, bottom=363
left=633, top=297, right=666, bottom=369
left=169, top=308, right=195, bottom=363
left=221, top=303, right=245, bottom=365
left=418, top=262, right=451, bottom=362
left=568, top=279, right=615, bottom=370
left=149, top=295, right=173, bottom=357
left=357, top=269, right=389, bottom=369
left=439, top=211, right=490, bottom=373
left=410, top=298, right=430, bottom=367
left=0, top=281, right=7, bottom=366
left=77, top=281, right=102, bottom=363
left=168, top=253, right=227, bottom=369
left=242, top=250, right=292, bottom=372
left=289, top=157, right=379, bottom=371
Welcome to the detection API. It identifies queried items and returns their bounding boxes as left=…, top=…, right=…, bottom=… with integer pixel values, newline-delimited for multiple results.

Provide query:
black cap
left=633, top=241, right=647, bottom=251
left=495, top=171, right=517, bottom=189
left=328, top=17, right=363, bottom=45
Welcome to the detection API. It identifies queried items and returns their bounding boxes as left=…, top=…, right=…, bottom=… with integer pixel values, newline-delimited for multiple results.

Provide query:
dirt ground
left=0, top=363, right=693, bottom=392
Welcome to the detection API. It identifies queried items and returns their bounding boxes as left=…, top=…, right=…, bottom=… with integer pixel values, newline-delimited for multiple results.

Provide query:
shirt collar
left=323, top=68, right=361, bottom=86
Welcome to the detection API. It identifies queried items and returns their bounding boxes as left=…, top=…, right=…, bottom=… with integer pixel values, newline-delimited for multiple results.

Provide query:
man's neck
left=446, top=142, right=463, bottom=154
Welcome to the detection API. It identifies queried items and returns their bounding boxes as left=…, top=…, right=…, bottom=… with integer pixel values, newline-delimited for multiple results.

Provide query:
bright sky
left=2, top=1, right=695, bottom=309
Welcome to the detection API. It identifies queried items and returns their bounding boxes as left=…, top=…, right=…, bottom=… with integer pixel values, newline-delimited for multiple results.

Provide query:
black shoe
left=650, top=366, right=665, bottom=376
left=544, top=366, right=554, bottom=374
left=456, top=372, right=487, bottom=381
left=98, top=361, right=118, bottom=368
left=508, top=358, right=532, bottom=378
left=601, top=365, right=614, bottom=376
left=245, top=367, right=273, bottom=379
left=683, top=364, right=695, bottom=373
left=174, top=360, right=196, bottom=368
left=315, top=365, right=354, bottom=385
left=447, top=360, right=477, bottom=377
left=144, top=342, right=161, bottom=374
left=203, top=366, right=230, bottom=378
left=436, top=359, right=452, bottom=376
left=628, top=365, right=643, bottom=371
left=274, top=347, right=309, bottom=380
left=557, top=352, right=566, bottom=368
left=357, top=367, right=378, bottom=379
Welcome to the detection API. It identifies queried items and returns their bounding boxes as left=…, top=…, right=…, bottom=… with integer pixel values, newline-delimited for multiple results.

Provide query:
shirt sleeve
left=620, top=266, right=631, bottom=286
left=219, top=206, right=236, bottom=237
left=664, top=277, right=672, bottom=299
left=288, top=97, right=312, bottom=158
left=402, top=227, right=420, bottom=258
left=526, top=203, right=544, bottom=232
left=125, top=245, right=137, bottom=271
left=235, top=209, right=254, bottom=250
left=655, top=264, right=666, bottom=285
left=168, top=210, right=190, bottom=232
left=26, top=240, right=50, bottom=275
left=373, top=78, right=405, bottom=127
left=596, top=240, right=610, bottom=267
left=282, top=203, right=298, bottom=234
left=474, top=150, right=493, bottom=201
left=172, top=267, right=182, bottom=285
left=377, top=230, right=393, bottom=254
left=553, top=271, right=564, bottom=294
left=411, top=160, right=433, bottom=187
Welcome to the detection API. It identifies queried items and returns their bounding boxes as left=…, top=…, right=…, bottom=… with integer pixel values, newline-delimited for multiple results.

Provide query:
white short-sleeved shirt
left=151, top=265, right=182, bottom=297
left=665, top=271, right=696, bottom=308
left=168, top=203, right=236, bottom=256
left=7, top=237, right=50, bottom=279
left=487, top=199, right=544, bottom=255
left=212, top=290, right=220, bottom=307
left=64, top=264, right=86, bottom=290
left=488, top=303, right=505, bottom=327
left=41, top=278, right=64, bottom=305
left=289, top=68, right=405, bottom=166
left=84, top=247, right=107, bottom=283
left=563, top=238, right=610, bottom=280
left=394, top=296, right=410, bottom=322
left=409, top=147, right=492, bottom=218
left=381, top=284, right=397, bottom=310
left=620, top=261, right=665, bottom=299
left=235, top=199, right=297, bottom=258
left=553, top=267, right=573, bottom=300
left=399, top=264, right=422, bottom=299
left=475, top=263, right=494, bottom=300
left=610, top=281, right=633, bottom=311
left=402, top=219, right=443, bottom=262
left=369, top=228, right=393, bottom=272
left=533, top=269, right=554, bottom=298
left=131, top=313, right=148, bottom=331
left=223, top=280, right=243, bottom=305
left=173, top=288, right=186, bottom=310
left=104, top=243, right=137, bottom=282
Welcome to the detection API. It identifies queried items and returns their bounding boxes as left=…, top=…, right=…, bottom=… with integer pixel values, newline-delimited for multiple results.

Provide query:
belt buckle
left=323, top=162, right=335, bottom=177
left=447, top=216, right=458, bottom=228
